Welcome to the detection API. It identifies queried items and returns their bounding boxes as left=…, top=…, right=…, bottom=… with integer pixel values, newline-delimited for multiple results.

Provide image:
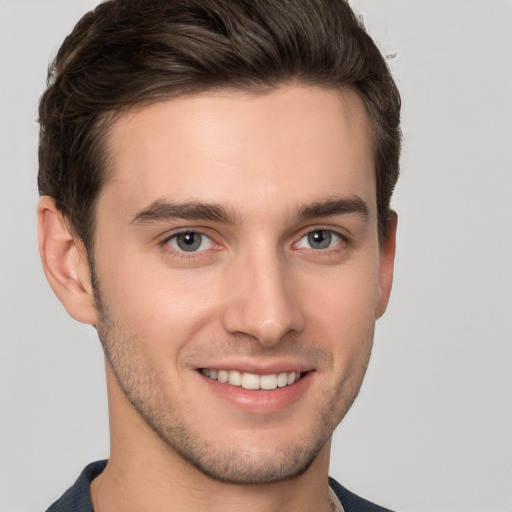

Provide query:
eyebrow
left=131, top=200, right=239, bottom=225
left=131, top=195, right=369, bottom=226
left=296, top=196, right=369, bottom=221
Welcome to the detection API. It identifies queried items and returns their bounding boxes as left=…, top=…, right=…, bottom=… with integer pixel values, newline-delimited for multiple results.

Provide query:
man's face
left=90, top=85, right=394, bottom=484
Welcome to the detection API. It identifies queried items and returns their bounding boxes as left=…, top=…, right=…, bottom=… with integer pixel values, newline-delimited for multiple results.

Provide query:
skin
left=38, top=84, right=396, bottom=512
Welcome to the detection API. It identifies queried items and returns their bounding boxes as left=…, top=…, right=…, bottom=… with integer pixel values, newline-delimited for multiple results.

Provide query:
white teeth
left=260, top=373, right=278, bottom=390
left=277, top=372, right=288, bottom=387
left=228, top=370, right=242, bottom=386
left=241, top=372, right=260, bottom=390
left=201, top=368, right=302, bottom=390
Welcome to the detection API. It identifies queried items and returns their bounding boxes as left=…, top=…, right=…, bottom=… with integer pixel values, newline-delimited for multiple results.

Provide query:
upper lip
left=195, top=359, right=313, bottom=375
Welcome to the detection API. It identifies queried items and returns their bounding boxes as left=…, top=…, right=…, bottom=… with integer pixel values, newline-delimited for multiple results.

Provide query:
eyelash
left=160, top=230, right=217, bottom=259
left=294, top=228, right=348, bottom=251
left=160, top=227, right=349, bottom=258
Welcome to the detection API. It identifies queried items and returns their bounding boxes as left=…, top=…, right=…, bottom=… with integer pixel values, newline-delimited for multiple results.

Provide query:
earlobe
left=37, top=196, right=98, bottom=325
left=376, top=211, right=398, bottom=319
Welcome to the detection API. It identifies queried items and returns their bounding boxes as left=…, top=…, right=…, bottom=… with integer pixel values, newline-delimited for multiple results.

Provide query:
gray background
left=1, top=1, right=511, bottom=511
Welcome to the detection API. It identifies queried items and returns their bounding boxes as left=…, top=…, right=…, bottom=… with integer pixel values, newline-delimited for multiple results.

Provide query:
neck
left=91, top=453, right=333, bottom=512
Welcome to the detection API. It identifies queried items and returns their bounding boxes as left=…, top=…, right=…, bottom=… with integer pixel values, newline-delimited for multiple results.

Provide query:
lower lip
left=198, top=371, right=314, bottom=414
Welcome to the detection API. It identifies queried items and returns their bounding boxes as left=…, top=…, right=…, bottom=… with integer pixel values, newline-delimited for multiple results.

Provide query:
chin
left=166, top=434, right=327, bottom=485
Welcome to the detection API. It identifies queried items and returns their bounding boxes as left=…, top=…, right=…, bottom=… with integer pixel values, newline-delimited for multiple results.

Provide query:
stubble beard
left=91, top=266, right=370, bottom=485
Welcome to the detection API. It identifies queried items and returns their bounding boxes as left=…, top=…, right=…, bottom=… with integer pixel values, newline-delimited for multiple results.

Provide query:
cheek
left=299, top=261, right=379, bottom=363
left=100, top=264, right=224, bottom=350
left=302, top=260, right=380, bottom=324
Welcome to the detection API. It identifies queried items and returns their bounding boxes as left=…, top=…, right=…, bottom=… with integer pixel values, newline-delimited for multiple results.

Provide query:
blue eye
left=167, top=232, right=214, bottom=252
left=297, top=230, right=343, bottom=250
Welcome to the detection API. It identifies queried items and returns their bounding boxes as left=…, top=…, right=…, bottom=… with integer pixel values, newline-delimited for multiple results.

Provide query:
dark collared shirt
left=45, top=460, right=394, bottom=512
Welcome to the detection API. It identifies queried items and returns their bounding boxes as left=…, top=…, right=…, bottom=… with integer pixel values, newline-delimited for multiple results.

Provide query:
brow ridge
left=131, top=200, right=238, bottom=225
left=297, top=196, right=369, bottom=221
left=131, top=195, right=369, bottom=226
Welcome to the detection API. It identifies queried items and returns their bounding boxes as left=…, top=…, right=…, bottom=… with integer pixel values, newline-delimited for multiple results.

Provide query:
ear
left=37, top=196, right=98, bottom=325
left=376, top=211, right=397, bottom=319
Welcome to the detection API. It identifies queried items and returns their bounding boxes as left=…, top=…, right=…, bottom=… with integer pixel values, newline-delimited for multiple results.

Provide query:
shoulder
left=45, top=460, right=107, bottom=512
left=329, top=477, right=396, bottom=512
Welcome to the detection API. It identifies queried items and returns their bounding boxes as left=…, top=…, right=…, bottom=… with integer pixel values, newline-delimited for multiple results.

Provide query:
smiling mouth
left=200, top=368, right=305, bottom=391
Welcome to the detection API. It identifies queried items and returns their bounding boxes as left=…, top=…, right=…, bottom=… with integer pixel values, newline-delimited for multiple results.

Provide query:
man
left=37, top=0, right=400, bottom=510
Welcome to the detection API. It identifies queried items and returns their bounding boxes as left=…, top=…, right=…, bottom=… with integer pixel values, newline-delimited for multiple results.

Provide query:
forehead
left=101, top=85, right=375, bottom=221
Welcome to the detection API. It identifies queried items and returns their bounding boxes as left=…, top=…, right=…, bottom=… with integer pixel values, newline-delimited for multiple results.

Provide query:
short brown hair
left=38, top=0, right=401, bottom=251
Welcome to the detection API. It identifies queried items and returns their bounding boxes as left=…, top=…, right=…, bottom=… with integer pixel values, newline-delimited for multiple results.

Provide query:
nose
left=221, top=248, right=305, bottom=347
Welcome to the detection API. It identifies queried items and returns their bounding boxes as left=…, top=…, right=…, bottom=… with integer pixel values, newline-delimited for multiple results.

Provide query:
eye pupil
left=308, top=230, right=331, bottom=249
left=177, top=232, right=202, bottom=251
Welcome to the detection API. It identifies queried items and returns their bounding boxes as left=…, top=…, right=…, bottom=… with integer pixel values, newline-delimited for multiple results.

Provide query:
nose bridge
left=222, top=241, right=304, bottom=346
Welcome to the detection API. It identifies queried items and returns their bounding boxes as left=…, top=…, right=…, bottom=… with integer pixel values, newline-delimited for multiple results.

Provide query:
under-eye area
left=200, top=369, right=306, bottom=390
